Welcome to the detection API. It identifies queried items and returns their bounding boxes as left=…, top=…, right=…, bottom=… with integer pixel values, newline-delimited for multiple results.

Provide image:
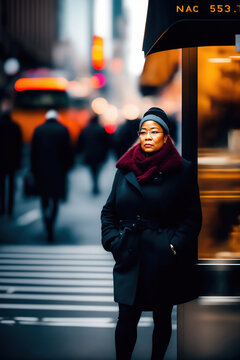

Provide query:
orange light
left=92, top=36, right=105, bottom=70
left=14, top=77, right=68, bottom=91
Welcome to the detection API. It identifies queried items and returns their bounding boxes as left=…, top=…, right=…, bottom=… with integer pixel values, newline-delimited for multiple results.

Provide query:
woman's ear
left=164, top=135, right=168, bottom=144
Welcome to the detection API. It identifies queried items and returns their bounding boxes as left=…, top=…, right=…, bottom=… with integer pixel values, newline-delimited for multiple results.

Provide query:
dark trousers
left=40, top=196, right=59, bottom=242
left=115, top=303, right=173, bottom=360
left=0, top=172, right=15, bottom=216
left=89, top=163, right=101, bottom=194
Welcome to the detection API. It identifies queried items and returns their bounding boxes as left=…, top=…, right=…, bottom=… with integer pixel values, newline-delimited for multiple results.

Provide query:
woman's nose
left=145, top=131, right=152, bottom=139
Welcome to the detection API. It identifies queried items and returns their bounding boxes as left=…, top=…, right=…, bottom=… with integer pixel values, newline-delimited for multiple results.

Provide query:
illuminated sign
left=14, top=77, right=68, bottom=91
left=175, top=1, right=240, bottom=18
left=91, top=36, right=105, bottom=70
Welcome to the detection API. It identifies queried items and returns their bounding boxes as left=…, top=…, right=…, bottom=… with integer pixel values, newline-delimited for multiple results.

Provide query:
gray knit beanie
left=139, top=107, right=170, bottom=134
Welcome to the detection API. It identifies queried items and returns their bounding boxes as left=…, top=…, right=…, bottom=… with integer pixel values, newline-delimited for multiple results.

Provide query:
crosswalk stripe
left=0, top=246, right=106, bottom=254
left=0, top=278, right=113, bottom=286
left=0, top=286, right=113, bottom=293
left=0, top=303, right=118, bottom=311
left=0, top=259, right=114, bottom=265
left=0, top=254, right=112, bottom=260
left=0, top=316, right=155, bottom=328
left=0, top=294, right=114, bottom=302
left=0, top=272, right=112, bottom=278
left=0, top=266, right=112, bottom=272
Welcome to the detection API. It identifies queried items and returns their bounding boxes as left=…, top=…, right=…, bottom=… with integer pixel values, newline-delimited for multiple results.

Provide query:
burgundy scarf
left=116, top=137, right=182, bottom=184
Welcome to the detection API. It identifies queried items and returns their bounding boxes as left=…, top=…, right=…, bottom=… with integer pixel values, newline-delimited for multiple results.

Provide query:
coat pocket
left=110, top=228, right=127, bottom=263
left=110, top=227, right=138, bottom=267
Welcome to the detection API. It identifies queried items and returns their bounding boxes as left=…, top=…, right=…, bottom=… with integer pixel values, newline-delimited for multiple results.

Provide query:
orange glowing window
left=14, top=77, right=68, bottom=91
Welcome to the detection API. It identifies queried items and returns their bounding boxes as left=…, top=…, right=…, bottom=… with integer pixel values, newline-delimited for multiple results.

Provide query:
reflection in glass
left=198, top=46, right=240, bottom=259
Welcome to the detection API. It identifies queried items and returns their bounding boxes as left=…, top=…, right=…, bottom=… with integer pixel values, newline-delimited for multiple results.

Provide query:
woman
left=101, top=107, right=202, bottom=359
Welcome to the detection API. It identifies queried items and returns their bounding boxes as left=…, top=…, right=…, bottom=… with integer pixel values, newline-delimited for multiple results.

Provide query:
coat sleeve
left=170, top=163, right=202, bottom=253
left=101, top=170, right=121, bottom=252
left=62, top=128, right=74, bottom=172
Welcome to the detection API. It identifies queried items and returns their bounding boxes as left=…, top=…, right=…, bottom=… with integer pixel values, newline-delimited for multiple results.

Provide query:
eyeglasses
left=137, top=130, right=164, bottom=137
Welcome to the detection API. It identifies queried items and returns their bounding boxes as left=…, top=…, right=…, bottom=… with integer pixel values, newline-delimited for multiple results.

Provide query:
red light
left=104, top=124, right=116, bottom=134
left=14, top=77, right=68, bottom=91
left=91, top=73, right=106, bottom=89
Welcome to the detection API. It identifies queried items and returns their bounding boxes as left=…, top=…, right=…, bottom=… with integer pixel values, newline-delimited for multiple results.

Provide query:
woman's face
left=139, top=120, right=168, bottom=154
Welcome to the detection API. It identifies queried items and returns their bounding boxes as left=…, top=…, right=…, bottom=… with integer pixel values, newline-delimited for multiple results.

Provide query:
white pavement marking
left=0, top=253, right=112, bottom=260
left=0, top=245, right=106, bottom=254
left=0, top=278, right=113, bottom=286
left=0, top=266, right=112, bottom=272
left=0, top=317, right=178, bottom=329
left=16, top=209, right=41, bottom=226
left=0, top=272, right=112, bottom=278
left=0, top=286, right=113, bottom=293
left=2, top=316, right=154, bottom=328
left=0, top=294, right=114, bottom=302
left=0, top=259, right=114, bottom=265
left=0, top=303, right=118, bottom=311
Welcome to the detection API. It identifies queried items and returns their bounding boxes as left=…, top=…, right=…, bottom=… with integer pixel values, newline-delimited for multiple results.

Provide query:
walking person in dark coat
left=101, top=107, right=202, bottom=359
left=77, top=113, right=109, bottom=194
left=31, top=109, right=73, bottom=242
left=0, top=96, right=22, bottom=217
left=112, top=117, right=140, bottom=160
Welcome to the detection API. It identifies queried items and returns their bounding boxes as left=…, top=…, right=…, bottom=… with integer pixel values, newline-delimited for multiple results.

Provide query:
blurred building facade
left=0, top=0, right=58, bottom=66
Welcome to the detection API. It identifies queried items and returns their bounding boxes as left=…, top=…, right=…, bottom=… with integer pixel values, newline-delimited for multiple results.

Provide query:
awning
left=143, top=0, right=240, bottom=55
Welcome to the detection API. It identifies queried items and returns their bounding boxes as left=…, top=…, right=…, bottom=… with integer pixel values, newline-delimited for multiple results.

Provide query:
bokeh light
left=109, top=58, right=123, bottom=73
left=91, top=97, right=109, bottom=114
left=3, top=58, right=20, bottom=75
left=102, top=104, right=118, bottom=122
left=91, top=73, right=106, bottom=88
left=122, top=103, right=140, bottom=120
left=67, top=78, right=91, bottom=98
left=104, top=124, right=117, bottom=133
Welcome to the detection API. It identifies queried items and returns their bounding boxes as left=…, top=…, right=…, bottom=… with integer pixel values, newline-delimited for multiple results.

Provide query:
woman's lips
left=144, top=143, right=153, bottom=148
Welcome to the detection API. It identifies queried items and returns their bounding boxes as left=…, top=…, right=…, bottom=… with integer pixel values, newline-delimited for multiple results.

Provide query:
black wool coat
left=101, top=159, right=202, bottom=308
left=31, top=120, right=73, bottom=200
left=77, top=123, right=110, bottom=166
left=0, top=112, right=22, bottom=174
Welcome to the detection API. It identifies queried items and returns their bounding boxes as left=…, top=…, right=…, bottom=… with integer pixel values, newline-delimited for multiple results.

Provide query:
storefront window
left=198, top=46, right=240, bottom=259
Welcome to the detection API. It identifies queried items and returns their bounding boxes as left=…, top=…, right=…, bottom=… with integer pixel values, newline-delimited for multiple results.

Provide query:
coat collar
left=124, top=171, right=143, bottom=196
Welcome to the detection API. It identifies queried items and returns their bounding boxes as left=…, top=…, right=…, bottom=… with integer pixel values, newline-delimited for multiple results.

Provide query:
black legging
left=115, top=303, right=173, bottom=360
left=40, top=196, right=59, bottom=241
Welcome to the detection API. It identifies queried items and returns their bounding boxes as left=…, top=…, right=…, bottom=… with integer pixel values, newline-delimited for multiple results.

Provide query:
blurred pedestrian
left=30, top=109, right=73, bottom=242
left=101, top=107, right=202, bottom=359
left=0, top=96, right=22, bottom=217
left=77, top=113, right=110, bottom=195
left=112, top=118, right=140, bottom=160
